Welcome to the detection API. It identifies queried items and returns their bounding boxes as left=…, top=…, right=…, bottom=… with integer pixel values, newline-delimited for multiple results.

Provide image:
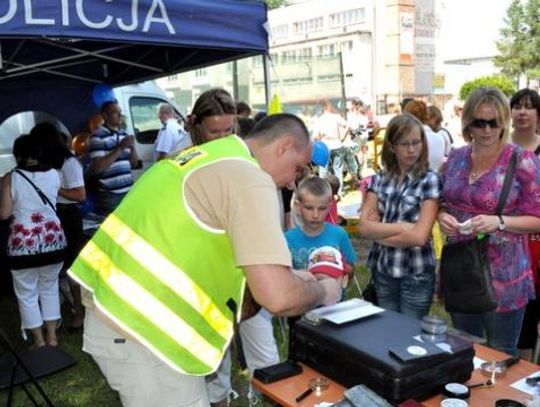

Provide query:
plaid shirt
left=366, top=170, right=441, bottom=277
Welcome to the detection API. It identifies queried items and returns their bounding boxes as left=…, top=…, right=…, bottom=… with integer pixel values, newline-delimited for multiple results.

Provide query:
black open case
left=289, top=309, right=474, bottom=404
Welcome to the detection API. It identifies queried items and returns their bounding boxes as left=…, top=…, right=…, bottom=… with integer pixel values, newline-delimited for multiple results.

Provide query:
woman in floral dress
left=438, top=87, right=540, bottom=357
left=0, top=134, right=66, bottom=347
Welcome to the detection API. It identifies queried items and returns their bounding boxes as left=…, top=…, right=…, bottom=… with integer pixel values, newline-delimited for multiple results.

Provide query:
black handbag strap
left=14, top=170, right=57, bottom=214
left=495, top=149, right=518, bottom=216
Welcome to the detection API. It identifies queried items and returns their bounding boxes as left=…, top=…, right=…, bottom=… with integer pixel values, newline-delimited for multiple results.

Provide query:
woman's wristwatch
left=497, top=215, right=506, bottom=231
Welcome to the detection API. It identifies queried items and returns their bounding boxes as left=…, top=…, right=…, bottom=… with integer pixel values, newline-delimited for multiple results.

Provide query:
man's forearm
left=244, top=264, right=329, bottom=317
left=270, top=277, right=325, bottom=316
left=91, top=147, right=123, bottom=173
left=129, top=147, right=139, bottom=168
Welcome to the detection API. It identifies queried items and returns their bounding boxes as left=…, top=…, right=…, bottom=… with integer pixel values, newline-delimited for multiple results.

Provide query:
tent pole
left=232, top=60, right=239, bottom=101
left=263, top=54, right=271, bottom=109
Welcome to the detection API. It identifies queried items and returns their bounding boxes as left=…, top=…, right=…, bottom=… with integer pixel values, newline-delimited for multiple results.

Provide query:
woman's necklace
left=469, top=164, right=491, bottom=181
left=469, top=145, right=503, bottom=182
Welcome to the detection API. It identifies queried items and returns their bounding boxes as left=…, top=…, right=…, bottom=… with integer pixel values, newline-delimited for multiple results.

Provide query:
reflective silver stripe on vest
left=100, top=214, right=232, bottom=339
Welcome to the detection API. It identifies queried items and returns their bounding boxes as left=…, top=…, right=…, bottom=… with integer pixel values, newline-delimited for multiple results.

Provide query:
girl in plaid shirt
left=359, top=113, right=442, bottom=319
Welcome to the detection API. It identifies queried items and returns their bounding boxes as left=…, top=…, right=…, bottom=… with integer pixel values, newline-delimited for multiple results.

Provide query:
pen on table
left=295, top=387, right=313, bottom=403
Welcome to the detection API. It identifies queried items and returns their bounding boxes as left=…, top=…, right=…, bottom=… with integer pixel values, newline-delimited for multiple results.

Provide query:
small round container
left=443, top=383, right=470, bottom=400
left=421, top=315, right=448, bottom=335
left=309, top=377, right=329, bottom=396
left=480, top=361, right=509, bottom=378
left=441, top=398, right=468, bottom=407
left=421, top=332, right=448, bottom=343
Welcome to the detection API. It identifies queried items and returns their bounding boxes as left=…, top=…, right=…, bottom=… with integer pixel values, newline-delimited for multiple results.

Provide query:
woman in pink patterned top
left=510, top=88, right=540, bottom=360
left=438, top=87, right=540, bottom=357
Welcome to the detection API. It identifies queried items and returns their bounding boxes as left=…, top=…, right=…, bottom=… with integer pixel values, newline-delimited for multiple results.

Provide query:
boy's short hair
left=295, top=176, right=332, bottom=202
left=324, top=175, right=340, bottom=196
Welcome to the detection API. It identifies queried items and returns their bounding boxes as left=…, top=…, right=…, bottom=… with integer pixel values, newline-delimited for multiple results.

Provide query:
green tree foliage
left=264, top=0, right=288, bottom=9
left=495, top=0, right=540, bottom=80
left=459, top=75, right=517, bottom=101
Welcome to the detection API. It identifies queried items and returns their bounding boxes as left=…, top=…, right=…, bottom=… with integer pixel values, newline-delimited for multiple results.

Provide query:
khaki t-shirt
left=82, top=157, right=291, bottom=309
left=184, top=158, right=292, bottom=267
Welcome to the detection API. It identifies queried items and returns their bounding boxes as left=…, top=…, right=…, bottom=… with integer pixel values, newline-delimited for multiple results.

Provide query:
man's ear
left=276, top=135, right=295, bottom=157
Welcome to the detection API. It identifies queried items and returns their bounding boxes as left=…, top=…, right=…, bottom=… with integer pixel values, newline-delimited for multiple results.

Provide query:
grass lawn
left=0, top=231, right=449, bottom=406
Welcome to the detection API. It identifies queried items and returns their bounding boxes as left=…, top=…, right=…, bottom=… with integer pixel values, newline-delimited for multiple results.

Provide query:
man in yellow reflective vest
left=69, top=113, right=342, bottom=406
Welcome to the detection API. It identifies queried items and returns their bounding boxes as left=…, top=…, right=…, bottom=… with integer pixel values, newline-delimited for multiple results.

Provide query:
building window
left=317, top=44, right=336, bottom=58
left=272, top=24, right=289, bottom=39
left=293, top=17, right=324, bottom=34
left=298, top=47, right=312, bottom=61
left=282, top=50, right=297, bottom=63
left=330, top=8, right=365, bottom=27
left=194, top=68, right=208, bottom=77
left=168, top=74, right=178, bottom=81
left=339, top=41, right=353, bottom=53
left=270, top=53, right=279, bottom=64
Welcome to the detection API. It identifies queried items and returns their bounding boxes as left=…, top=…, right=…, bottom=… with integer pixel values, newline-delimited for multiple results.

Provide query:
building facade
left=156, top=0, right=510, bottom=116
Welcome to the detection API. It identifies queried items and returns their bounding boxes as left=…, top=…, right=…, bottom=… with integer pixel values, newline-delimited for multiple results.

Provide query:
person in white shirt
left=427, top=105, right=453, bottom=157
left=347, top=99, right=370, bottom=179
left=445, top=99, right=467, bottom=148
left=403, top=100, right=446, bottom=172
left=155, top=103, right=192, bottom=160
left=314, top=100, right=350, bottom=194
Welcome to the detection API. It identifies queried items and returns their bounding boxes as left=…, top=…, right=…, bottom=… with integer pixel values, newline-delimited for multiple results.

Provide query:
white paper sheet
left=511, top=370, right=540, bottom=396
left=305, top=298, right=384, bottom=325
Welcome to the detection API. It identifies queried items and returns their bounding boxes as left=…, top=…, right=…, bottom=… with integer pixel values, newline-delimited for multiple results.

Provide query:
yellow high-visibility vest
left=69, top=135, right=258, bottom=375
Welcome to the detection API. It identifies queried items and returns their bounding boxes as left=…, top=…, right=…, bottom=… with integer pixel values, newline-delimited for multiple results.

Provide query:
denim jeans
left=343, top=143, right=359, bottom=179
left=373, top=269, right=435, bottom=320
left=451, top=307, right=526, bottom=357
left=94, top=191, right=127, bottom=218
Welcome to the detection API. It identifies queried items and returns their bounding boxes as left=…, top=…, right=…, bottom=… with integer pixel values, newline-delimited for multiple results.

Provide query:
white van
left=0, top=81, right=183, bottom=176
left=114, top=81, right=185, bottom=174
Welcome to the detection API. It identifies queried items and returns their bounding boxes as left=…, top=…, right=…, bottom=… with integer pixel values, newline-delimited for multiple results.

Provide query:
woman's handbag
left=440, top=235, right=495, bottom=313
left=440, top=150, right=518, bottom=314
left=362, top=277, right=378, bottom=305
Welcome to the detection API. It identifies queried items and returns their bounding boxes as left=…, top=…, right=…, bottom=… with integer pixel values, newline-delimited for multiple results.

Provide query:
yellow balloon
left=268, top=94, right=283, bottom=116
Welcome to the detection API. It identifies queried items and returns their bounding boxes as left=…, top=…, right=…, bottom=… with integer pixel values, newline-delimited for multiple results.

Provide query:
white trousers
left=84, top=309, right=210, bottom=407
left=206, top=309, right=279, bottom=402
left=11, top=262, right=63, bottom=329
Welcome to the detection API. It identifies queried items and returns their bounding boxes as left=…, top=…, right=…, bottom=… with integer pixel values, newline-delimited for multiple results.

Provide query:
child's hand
left=318, top=278, right=341, bottom=306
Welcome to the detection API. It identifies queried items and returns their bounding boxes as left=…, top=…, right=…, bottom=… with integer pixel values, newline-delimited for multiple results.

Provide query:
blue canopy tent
left=0, top=0, right=268, bottom=133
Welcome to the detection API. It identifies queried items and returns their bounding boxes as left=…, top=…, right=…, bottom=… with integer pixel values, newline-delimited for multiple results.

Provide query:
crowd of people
left=1, top=85, right=540, bottom=406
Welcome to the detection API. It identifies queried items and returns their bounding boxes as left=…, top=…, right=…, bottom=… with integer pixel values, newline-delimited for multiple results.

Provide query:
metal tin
left=443, top=383, right=470, bottom=400
left=441, top=398, right=468, bottom=407
left=421, top=315, right=448, bottom=335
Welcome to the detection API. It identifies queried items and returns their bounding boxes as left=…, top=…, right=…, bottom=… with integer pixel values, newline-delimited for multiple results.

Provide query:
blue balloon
left=311, top=140, right=330, bottom=167
left=92, top=84, right=116, bottom=109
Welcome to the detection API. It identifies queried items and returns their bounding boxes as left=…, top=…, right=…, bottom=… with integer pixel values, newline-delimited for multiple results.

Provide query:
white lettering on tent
left=116, top=0, right=138, bottom=32
left=76, top=0, right=113, bottom=29
left=0, top=0, right=16, bottom=24
left=0, top=0, right=175, bottom=35
left=25, top=0, right=54, bottom=25
left=142, top=0, right=175, bottom=34
left=61, top=0, right=69, bottom=26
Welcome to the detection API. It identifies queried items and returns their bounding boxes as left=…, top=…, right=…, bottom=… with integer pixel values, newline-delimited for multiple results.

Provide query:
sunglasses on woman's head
left=470, top=118, right=499, bottom=129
